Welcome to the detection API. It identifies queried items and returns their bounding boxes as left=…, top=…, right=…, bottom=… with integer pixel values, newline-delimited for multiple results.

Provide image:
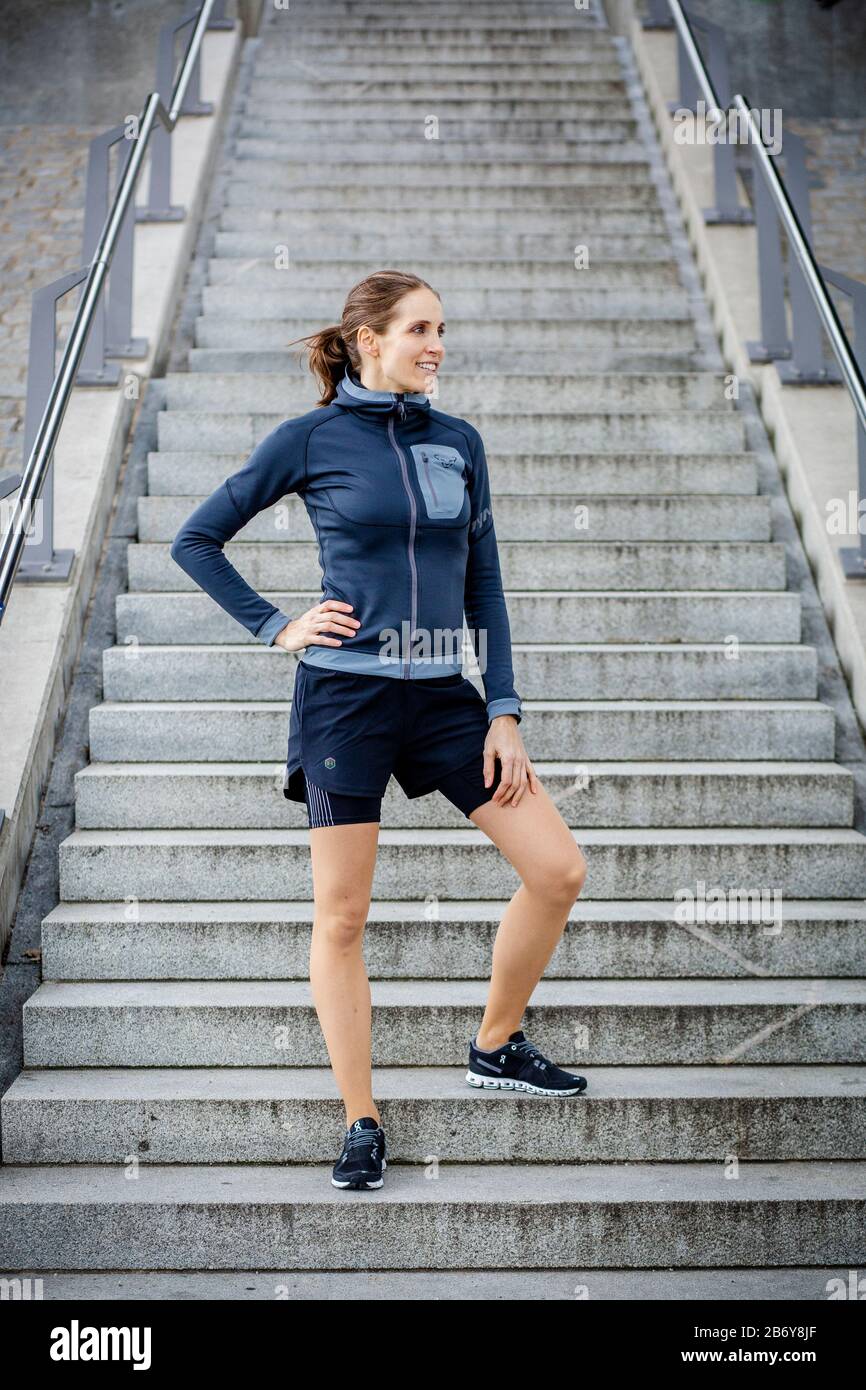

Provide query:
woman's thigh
left=468, top=778, right=586, bottom=897
left=308, top=821, right=381, bottom=924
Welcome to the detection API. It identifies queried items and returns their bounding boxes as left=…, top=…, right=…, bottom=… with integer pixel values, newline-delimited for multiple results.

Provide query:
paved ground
left=0, top=124, right=99, bottom=476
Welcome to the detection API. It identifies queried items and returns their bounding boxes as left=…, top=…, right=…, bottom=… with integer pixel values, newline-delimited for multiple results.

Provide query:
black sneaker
left=331, top=1116, right=387, bottom=1189
left=466, top=1029, right=588, bottom=1096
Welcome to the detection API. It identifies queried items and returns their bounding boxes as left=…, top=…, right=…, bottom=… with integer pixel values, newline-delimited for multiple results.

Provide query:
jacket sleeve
left=168, top=418, right=306, bottom=646
left=463, top=427, right=523, bottom=724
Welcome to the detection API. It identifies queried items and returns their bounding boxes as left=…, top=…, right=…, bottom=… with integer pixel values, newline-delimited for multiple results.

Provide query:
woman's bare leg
left=307, top=821, right=382, bottom=1127
left=467, top=780, right=587, bottom=1050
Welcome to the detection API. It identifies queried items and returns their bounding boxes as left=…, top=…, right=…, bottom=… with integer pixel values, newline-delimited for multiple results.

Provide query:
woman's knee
left=312, top=902, right=369, bottom=949
left=526, top=848, right=587, bottom=905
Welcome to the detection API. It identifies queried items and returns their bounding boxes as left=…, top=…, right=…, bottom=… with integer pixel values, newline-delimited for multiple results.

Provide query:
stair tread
left=73, top=760, right=853, bottom=776
left=1, top=1161, right=864, bottom=1204
left=6, top=1065, right=865, bottom=1100
left=24, top=979, right=866, bottom=1004
left=41, top=898, right=866, bottom=922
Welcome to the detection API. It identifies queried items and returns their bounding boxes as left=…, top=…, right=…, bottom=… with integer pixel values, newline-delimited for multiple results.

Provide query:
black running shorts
left=283, top=662, right=505, bottom=827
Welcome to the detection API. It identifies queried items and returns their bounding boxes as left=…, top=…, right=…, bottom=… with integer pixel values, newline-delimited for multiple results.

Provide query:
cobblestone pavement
left=0, top=124, right=101, bottom=477
left=788, top=116, right=866, bottom=318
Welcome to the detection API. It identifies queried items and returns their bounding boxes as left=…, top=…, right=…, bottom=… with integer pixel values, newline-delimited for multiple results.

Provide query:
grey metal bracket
left=643, top=0, right=674, bottom=27
left=207, top=0, right=235, bottom=29
left=775, top=133, right=843, bottom=386
left=77, top=126, right=147, bottom=380
left=746, top=132, right=792, bottom=363
left=14, top=269, right=83, bottom=579
left=665, top=5, right=754, bottom=225
left=136, top=7, right=213, bottom=221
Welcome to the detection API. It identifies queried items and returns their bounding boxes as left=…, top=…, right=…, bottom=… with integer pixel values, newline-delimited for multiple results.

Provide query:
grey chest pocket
left=409, top=444, right=468, bottom=520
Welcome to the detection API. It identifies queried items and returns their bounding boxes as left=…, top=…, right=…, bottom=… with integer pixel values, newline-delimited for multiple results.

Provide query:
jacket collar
left=335, top=366, right=432, bottom=417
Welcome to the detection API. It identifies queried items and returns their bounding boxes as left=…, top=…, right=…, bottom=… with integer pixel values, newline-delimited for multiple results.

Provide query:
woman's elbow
left=169, top=532, right=190, bottom=571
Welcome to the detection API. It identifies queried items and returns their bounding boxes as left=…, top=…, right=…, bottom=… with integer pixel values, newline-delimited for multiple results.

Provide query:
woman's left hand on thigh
left=484, top=716, right=539, bottom=808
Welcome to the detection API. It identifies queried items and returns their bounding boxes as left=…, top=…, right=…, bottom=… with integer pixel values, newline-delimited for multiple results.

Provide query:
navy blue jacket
left=169, top=366, right=522, bottom=723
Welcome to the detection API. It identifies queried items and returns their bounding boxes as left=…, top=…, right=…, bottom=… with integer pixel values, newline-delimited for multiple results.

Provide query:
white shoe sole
left=466, top=1069, right=585, bottom=1097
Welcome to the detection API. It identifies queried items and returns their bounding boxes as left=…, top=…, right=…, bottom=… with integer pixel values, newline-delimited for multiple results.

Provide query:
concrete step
left=143, top=489, right=763, bottom=541
left=100, top=642, right=818, bottom=703
left=2, top=1160, right=862, bottom=1270
left=233, top=137, right=646, bottom=165
left=115, top=586, right=800, bottom=644
left=247, top=62, right=625, bottom=87
left=224, top=180, right=661, bottom=210
left=257, top=4, right=613, bottom=24
left=38, top=899, right=866, bottom=982
left=87, top=700, right=836, bottom=764
left=73, top=761, right=852, bottom=831
left=258, top=0, right=612, bottom=13
left=194, top=315, right=697, bottom=353
left=235, top=118, right=641, bottom=143
left=219, top=204, right=669, bottom=235
left=266, top=27, right=618, bottom=43
left=165, top=373, right=732, bottom=415
left=240, top=97, right=635, bottom=122
left=189, top=347, right=707, bottom=375
left=0, top=1268, right=857, bottom=1299
left=244, top=77, right=630, bottom=99
left=200, top=285, right=687, bottom=320
left=148, top=449, right=758, bottom=497
left=155, top=411, right=748, bottom=456
left=225, top=157, right=650, bottom=188
left=252, top=45, right=621, bottom=67
left=56, top=829, right=866, bottom=903
left=206, top=256, right=683, bottom=290
left=132, top=537, right=785, bottom=592
left=5, top=1066, right=864, bottom=1164
left=264, top=2, right=612, bottom=16
left=22, top=978, right=866, bottom=1065
left=212, top=230, right=669, bottom=260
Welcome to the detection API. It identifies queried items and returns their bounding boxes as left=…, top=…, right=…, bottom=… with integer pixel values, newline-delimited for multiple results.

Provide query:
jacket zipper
left=388, top=399, right=417, bottom=679
left=422, top=453, right=439, bottom=508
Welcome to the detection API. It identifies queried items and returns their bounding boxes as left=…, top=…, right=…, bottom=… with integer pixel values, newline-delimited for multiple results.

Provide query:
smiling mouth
left=416, top=360, right=439, bottom=374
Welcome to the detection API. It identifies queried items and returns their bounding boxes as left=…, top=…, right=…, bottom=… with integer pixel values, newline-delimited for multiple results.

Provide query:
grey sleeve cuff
left=487, top=698, right=522, bottom=723
left=256, top=610, right=292, bottom=646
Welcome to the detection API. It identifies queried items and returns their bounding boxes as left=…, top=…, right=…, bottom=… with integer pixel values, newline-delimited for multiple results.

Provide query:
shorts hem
left=283, top=760, right=386, bottom=802
left=399, top=753, right=500, bottom=809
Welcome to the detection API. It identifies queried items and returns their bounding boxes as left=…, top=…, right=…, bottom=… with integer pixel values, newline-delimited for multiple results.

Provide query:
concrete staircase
left=1, top=0, right=865, bottom=1291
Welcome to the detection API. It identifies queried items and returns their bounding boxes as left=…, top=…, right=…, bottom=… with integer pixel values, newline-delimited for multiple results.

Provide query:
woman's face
left=358, top=287, right=446, bottom=394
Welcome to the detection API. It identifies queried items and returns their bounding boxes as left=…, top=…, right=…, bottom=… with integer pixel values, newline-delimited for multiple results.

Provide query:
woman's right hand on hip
left=273, top=600, right=360, bottom=652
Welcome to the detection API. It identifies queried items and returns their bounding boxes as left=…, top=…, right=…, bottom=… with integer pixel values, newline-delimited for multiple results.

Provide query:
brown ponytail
left=288, top=270, right=439, bottom=407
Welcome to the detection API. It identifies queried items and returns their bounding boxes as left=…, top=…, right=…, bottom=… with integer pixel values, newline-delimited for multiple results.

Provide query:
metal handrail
left=656, top=0, right=866, bottom=573
left=0, top=0, right=218, bottom=626
left=734, top=94, right=866, bottom=432
left=666, top=0, right=724, bottom=124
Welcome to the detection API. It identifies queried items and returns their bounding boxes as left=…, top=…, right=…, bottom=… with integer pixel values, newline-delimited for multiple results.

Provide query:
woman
left=170, top=270, right=588, bottom=1191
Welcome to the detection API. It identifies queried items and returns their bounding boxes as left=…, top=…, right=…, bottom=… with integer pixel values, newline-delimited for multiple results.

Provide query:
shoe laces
left=512, top=1039, right=548, bottom=1071
left=345, top=1128, right=381, bottom=1153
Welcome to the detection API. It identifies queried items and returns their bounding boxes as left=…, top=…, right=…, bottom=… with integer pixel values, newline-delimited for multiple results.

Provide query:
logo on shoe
left=324, top=757, right=336, bottom=769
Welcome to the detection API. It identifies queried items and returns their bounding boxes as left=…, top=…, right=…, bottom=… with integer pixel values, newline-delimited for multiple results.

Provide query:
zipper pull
left=396, top=395, right=406, bottom=423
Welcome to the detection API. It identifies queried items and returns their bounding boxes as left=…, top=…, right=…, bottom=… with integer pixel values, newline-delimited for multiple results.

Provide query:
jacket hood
left=334, top=366, right=432, bottom=417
